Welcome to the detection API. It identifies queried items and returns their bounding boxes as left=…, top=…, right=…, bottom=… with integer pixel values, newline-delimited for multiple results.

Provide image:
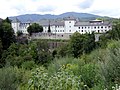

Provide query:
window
left=69, top=30, right=71, bottom=32
left=69, top=26, right=71, bottom=28
left=78, top=27, right=80, bottom=29
left=94, top=26, right=96, bottom=29
left=61, top=35, right=63, bottom=37
left=69, top=21, right=71, bottom=23
left=63, top=30, right=64, bottom=32
left=85, top=27, right=86, bottom=29
left=101, top=26, right=103, bottom=28
left=88, top=27, right=90, bottom=29
left=82, top=27, right=83, bottom=29
left=81, top=30, right=83, bottom=32
left=98, top=26, right=99, bottom=29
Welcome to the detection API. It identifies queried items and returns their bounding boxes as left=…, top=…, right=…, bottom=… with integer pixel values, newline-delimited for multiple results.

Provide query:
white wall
left=12, top=22, right=20, bottom=34
left=65, top=20, right=76, bottom=33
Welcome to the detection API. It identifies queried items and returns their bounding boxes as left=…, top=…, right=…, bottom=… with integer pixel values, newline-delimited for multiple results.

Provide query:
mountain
left=9, top=12, right=103, bottom=22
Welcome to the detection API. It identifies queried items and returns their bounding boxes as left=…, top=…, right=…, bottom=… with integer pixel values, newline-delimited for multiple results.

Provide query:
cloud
left=37, top=6, right=56, bottom=12
left=78, top=0, right=94, bottom=9
left=0, top=0, right=120, bottom=18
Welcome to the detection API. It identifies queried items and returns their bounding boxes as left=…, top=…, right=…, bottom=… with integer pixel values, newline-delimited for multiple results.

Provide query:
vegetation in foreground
left=0, top=18, right=120, bottom=90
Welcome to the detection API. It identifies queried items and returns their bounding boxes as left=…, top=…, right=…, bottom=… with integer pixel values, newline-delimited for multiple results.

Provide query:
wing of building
left=11, top=17, right=112, bottom=39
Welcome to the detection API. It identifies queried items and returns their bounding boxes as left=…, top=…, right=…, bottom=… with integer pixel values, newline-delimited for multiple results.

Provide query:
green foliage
left=1, top=40, right=53, bottom=67
left=69, top=32, right=95, bottom=57
left=17, top=31, right=23, bottom=36
left=56, top=43, right=70, bottom=57
left=0, top=39, right=3, bottom=57
left=47, top=56, right=103, bottom=89
left=80, top=63, right=101, bottom=88
left=86, top=40, right=120, bottom=88
left=3, top=17, right=11, bottom=24
left=0, top=20, right=15, bottom=50
left=0, top=67, right=20, bottom=90
left=100, top=41, right=120, bottom=86
left=98, top=19, right=120, bottom=48
left=28, top=67, right=85, bottom=90
left=47, top=57, right=79, bottom=75
left=1, top=43, right=35, bottom=67
left=36, top=40, right=53, bottom=65
left=27, top=23, right=43, bottom=36
left=21, top=61, right=37, bottom=70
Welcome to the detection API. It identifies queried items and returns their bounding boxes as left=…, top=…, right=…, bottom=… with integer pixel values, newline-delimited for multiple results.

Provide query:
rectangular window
left=98, top=30, right=100, bottom=33
left=78, top=27, right=80, bottom=29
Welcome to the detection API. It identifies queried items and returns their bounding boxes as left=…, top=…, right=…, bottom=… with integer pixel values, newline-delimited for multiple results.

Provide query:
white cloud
left=0, top=0, right=120, bottom=19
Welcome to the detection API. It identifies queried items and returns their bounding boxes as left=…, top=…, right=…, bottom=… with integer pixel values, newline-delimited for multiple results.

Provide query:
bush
left=28, top=67, right=86, bottom=90
left=80, top=63, right=102, bottom=88
left=21, top=61, right=37, bottom=70
left=0, top=67, right=20, bottom=90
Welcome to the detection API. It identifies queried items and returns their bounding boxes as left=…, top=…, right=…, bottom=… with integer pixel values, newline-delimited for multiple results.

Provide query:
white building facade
left=11, top=17, right=112, bottom=37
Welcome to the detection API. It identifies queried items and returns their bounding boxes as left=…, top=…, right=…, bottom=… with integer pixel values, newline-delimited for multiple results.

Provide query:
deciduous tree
left=27, top=23, right=43, bottom=36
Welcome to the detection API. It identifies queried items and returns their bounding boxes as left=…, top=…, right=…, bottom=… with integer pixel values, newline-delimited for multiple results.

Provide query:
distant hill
left=9, top=12, right=108, bottom=22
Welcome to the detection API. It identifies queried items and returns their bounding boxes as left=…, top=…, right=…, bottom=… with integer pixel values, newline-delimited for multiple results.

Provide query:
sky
left=0, top=0, right=120, bottom=19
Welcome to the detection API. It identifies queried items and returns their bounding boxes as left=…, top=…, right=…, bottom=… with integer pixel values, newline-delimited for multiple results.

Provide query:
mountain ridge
left=9, top=12, right=110, bottom=22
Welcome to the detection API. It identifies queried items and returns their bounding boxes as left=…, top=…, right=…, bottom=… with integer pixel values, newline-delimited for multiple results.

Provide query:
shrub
left=0, top=67, right=20, bottom=90
left=28, top=67, right=86, bottom=90
left=21, top=61, right=37, bottom=70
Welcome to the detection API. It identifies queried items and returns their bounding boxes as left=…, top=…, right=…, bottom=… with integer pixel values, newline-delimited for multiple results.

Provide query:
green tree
left=69, top=32, right=95, bottom=57
left=36, top=40, right=52, bottom=65
left=27, top=23, right=43, bottom=36
left=48, top=24, right=51, bottom=33
left=0, top=39, right=2, bottom=56
left=0, top=19, right=15, bottom=50
left=17, top=31, right=23, bottom=36
left=3, top=17, right=11, bottom=24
